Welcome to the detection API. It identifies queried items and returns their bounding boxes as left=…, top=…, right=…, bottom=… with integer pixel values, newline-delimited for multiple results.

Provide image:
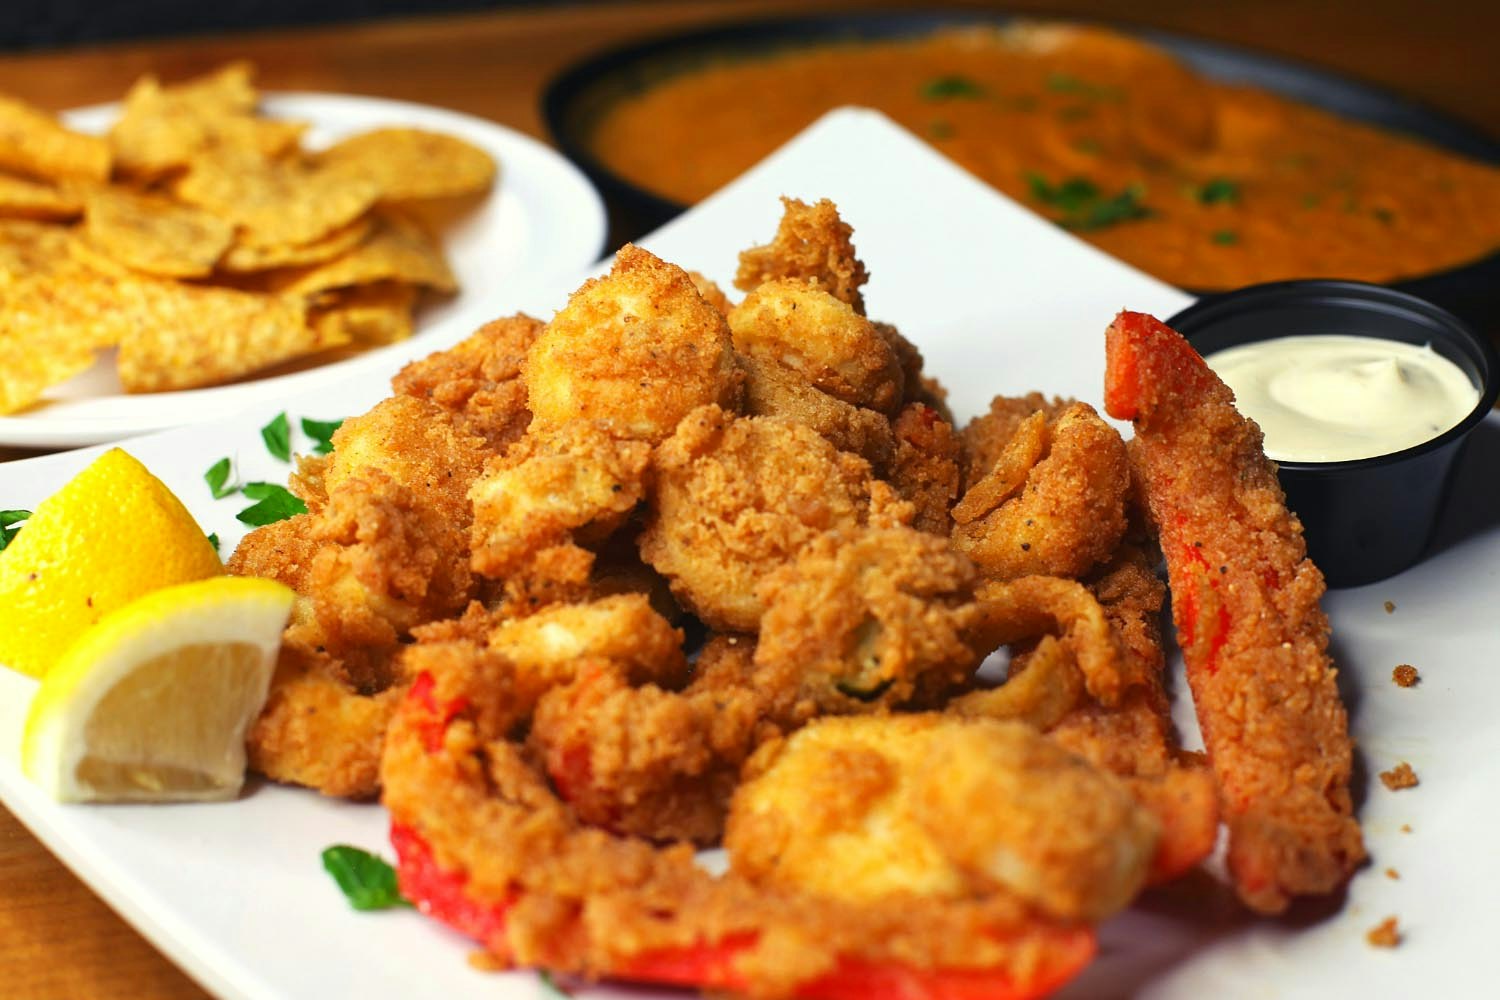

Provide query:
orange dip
left=590, top=24, right=1500, bottom=290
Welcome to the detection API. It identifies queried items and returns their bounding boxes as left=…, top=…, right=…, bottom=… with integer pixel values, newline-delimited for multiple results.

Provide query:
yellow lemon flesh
left=0, top=448, right=222, bottom=678
left=21, top=576, right=293, bottom=802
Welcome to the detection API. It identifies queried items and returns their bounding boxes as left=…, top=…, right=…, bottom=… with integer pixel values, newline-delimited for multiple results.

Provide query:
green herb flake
left=0, top=509, right=30, bottom=551
left=237, top=483, right=308, bottom=527
left=1211, top=230, right=1240, bottom=246
left=1197, top=178, right=1240, bottom=205
left=207, top=532, right=220, bottom=552
left=1372, top=207, right=1396, bottom=225
left=1072, top=138, right=1102, bottom=155
left=1028, top=172, right=1151, bottom=231
left=1045, top=73, right=1122, bottom=101
left=1301, top=193, right=1322, bottom=209
left=321, top=845, right=410, bottom=912
left=204, top=457, right=237, bottom=499
left=261, top=412, right=292, bottom=463
left=835, top=677, right=896, bottom=702
left=301, top=417, right=344, bottom=456
left=1057, top=105, right=1093, bottom=122
left=928, top=119, right=955, bottom=140
left=921, top=75, right=986, bottom=101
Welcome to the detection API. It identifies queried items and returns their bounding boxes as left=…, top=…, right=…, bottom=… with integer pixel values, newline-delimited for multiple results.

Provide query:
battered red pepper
left=389, top=671, right=1096, bottom=999
left=1104, top=311, right=1364, bottom=914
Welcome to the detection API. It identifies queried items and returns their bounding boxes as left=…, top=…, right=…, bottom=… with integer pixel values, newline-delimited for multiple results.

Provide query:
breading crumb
left=1383, top=600, right=1396, bottom=614
left=1400, top=823, right=1413, bottom=834
left=1380, top=762, right=1419, bottom=791
left=467, top=949, right=511, bottom=971
left=1385, top=867, right=1400, bottom=880
left=1366, top=916, right=1402, bottom=948
left=1392, top=664, right=1419, bottom=687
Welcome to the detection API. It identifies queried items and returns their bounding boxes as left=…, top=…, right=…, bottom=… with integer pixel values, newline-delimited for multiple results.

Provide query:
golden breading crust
left=753, top=525, right=983, bottom=719
left=467, top=420, right=651, bottom=579
left=727, top=713, right=1158, bottom=922
left=952, top=401, right=1129, bottom=581
left=735, top=196, right=869, bottom=315
left=524, top=244, right=742, bottom=443
left=391, top=312, right=541, bottom=450
left=729, top=279, right=903, bottom=416
left=638, top=404, right=898, bottom=632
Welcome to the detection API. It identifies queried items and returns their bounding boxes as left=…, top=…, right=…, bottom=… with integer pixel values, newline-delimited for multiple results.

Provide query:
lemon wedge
left=21, top=576, right=293, bottom=802
left=0, top=448, right=222, bottom=679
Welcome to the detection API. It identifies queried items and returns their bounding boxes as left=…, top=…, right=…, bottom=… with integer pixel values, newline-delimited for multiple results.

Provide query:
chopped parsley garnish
left=1025, top=173, right=1152, bottom=231
left=928, top=120, right=955, bottom=140
left=207, top=532, right=220, bottom=552
left=1372, top=207, right=1396, bottom=225
left=204, top=457, right=237, bottom=499
left=1211, top=230, right=1240, bottom=245
left=1301, top=193, right=1322, bottom=209
left=1196, top=177, right=1240, bottom=205
left=300, top=417, right=344, bottom=456
left=921, top=75, right=986, bottom=100
left=0, top=509, right=30, bottom=551
left=1072, top=137, right=1102, bottom=155
left=260, top=412, right=292, bottom=462
left=236, top=483, right=307, bottom=526
left=321, top=845, right=410, bottom=911
left=1045, top=73, right=1122, bottom=101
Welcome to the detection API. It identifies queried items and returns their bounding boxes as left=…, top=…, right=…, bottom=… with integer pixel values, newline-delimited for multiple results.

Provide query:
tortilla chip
left=277, top=211, right=456, bottom=297
left=0, top=269, right=131, bottom=412
left=219, top=214, right=371, bottom=273
left=0, top=173, right=85, bottom=221
left=108, top=62, right=260, bottom=176
left=218, top=116, right=308, bottom=159
left=0, top=220, right=78, bottom=284
left=0, top=95, right=111, bottom=183
left=317, top=127, right=496, bottom=202
left=113, top=279, right=345, bottom=392
left=176, top=145, right=380, bottom=248
left=309, top=282, right=418, bottom=346
left=83, top=187, right=234, bottom=278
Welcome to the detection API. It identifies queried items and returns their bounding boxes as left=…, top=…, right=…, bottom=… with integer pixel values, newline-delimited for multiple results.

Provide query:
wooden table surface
left=1, top=1, right=1496, bottom=997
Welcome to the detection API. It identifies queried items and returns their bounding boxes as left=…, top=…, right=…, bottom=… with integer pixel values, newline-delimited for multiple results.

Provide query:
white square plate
left=1, top=108, right=1493, bottom=999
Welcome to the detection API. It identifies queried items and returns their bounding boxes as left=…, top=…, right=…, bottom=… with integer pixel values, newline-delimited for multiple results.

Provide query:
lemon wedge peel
left=0, top=448, right=223, bottom=679
left=21, top=576, right=293, bottom=803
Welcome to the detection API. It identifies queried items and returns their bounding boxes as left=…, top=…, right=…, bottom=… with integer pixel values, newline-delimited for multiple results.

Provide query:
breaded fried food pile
left=230, top=196, right=1360, bottom=997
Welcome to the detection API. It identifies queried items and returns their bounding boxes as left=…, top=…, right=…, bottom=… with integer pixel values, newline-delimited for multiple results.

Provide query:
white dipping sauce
left=1204, top=334, right=1479, bottom=462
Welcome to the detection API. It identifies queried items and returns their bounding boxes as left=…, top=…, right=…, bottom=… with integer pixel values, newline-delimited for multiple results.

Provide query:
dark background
left=0, top=1, right=524, bottom=49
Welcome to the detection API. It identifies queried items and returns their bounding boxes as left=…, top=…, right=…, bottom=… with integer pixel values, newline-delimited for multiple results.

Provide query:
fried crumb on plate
left=1380, top=762, right=1419, bottom=791
left=1392, top=664, right=1419, bottom=687
left=1385, top=867, right=1400, bottom=880
left=1383, top=600, right=1396, bottom=614
left=1366, top=916, right=1402, bottom=948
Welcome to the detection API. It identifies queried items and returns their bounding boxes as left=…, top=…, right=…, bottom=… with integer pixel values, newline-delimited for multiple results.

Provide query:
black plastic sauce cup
left=1167, top=281, right=1500, bottom=588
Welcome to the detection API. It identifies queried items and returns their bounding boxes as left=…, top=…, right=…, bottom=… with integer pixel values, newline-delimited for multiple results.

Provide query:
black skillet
left=543, top=10, right=1500, bottom=333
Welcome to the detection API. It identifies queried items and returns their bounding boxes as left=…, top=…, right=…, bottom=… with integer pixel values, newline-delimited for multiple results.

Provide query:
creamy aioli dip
left=1204, top=334, right=1479, bottom=462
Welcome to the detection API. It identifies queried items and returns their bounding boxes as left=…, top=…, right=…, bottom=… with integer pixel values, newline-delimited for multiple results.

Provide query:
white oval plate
left=0, top=92, right=606, bottom=449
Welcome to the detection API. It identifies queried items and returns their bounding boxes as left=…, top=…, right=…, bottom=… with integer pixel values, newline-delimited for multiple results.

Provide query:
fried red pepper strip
left=388, top=671, right=1095, bottom=999
left=1103, top=311, right=1364, bottom=914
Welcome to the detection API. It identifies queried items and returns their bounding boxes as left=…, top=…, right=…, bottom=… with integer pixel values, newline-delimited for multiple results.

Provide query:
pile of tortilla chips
left=0, top=62, right=496, bottom=413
